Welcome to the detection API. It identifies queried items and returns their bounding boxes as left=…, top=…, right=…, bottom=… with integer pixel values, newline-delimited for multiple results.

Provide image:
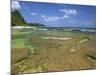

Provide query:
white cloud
left=40, top=9, right=77, bottom=22
left=41, top=14, right=69, bottom=22
left=59, top=9, right=77, bottom=15
left=11, top=1, right=21, bottom=11
left=46, top=16, right=60, bottom=21
left=41, top=15, right=62, bottom=21
left=41, top=15, right=46, bottom=18
left=31, top=12, right=36, bottom=16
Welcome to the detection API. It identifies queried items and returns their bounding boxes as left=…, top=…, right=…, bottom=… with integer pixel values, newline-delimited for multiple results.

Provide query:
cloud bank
left=41, top=9, right=77, bottom=22
left=11, top=1, right=21, bottom=11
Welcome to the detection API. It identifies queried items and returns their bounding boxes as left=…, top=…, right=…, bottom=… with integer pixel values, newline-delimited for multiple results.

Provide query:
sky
left=11, top=1, right=96, bottom=28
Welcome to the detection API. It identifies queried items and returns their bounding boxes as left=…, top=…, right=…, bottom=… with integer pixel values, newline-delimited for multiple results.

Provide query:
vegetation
left=27, top=23, right=45, bottom=27
left=11, top=9, right=46, bottom=27
left=11, top=10, right=26, bottom=26
left=72, top=29, right=82, bottom=32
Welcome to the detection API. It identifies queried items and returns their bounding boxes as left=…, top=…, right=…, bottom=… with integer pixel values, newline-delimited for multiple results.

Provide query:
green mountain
left=27, top=23, right=45, bottom=27
left=11, top=10, right=26, bottom=26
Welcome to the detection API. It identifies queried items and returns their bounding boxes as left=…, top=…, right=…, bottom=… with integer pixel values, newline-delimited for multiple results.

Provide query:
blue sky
left=11, top=1, right=96, bottom=28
